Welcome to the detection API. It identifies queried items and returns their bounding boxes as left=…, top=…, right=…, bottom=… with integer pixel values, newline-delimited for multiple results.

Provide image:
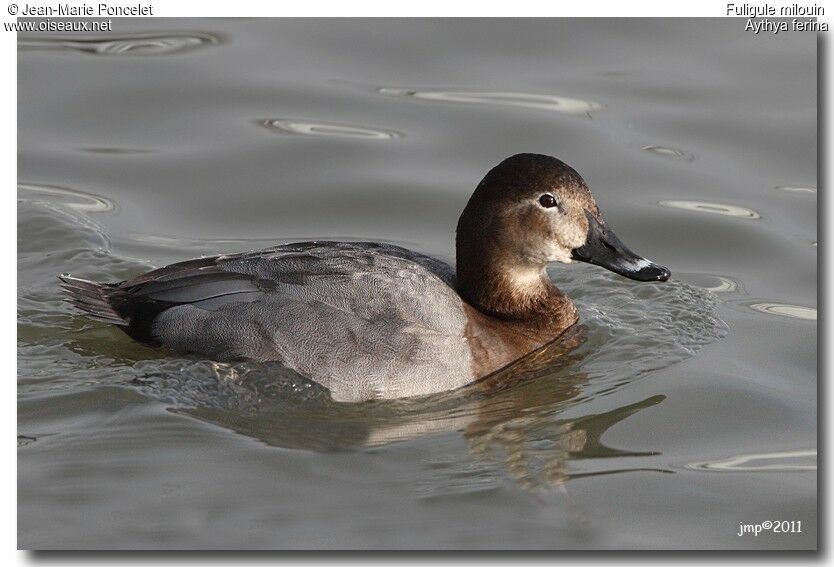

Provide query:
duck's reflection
left=172, top=325, right=669, bottom=492
left=461, top=391, right=668, bottom=493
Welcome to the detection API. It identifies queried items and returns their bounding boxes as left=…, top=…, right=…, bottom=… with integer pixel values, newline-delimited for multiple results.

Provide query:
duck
left=59, top=153, right=670, bottom=402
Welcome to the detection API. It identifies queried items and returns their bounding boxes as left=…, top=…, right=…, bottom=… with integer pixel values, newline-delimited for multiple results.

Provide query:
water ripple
left=682, top=274, right=741, bottom=293
left=641, top=145, right=695, bottom=162
left=658, top=200, right=761, bottom=219
left=748, top=302, right=817, bottom=321
left=18, top=32, right=221, bottom=56
left=19, top=182, right=115, bottom=212
left=261, top=119, right=401, bottom=140
left=776, top=185, right=816, bottom=194
left=686, top=449, right=816, bottom=472
left=559, top=268, right=727, bottom=393
left=378, top=87, right=603, bottom=115
left=79, top=147, right=152, bottom=155
left=17, top=435, right=38, bottom=448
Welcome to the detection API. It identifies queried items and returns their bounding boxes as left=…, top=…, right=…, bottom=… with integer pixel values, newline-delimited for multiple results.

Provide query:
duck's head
left=456, top=154, right=670, bottom=288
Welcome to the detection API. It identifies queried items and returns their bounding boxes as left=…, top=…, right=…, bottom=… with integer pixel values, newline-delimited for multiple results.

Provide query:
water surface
left=17, top=19, right=816, bottom=549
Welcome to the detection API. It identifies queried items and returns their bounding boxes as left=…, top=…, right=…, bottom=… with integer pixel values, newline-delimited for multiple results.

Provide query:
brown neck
left=455, top=250, right=576, bottom=329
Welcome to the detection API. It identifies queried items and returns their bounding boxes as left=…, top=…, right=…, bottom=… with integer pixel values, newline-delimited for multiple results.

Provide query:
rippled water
left=17, top=19, right=816, bottom=550
left=18, top=31, right=222, bottom=56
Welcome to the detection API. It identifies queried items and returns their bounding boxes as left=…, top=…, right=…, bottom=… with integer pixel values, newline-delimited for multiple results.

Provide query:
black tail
left=58, top=274, right=128, bottom=326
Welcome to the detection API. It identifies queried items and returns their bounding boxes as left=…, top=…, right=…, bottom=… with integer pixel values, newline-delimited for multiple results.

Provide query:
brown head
left=456, top=154, right=669, bottom=320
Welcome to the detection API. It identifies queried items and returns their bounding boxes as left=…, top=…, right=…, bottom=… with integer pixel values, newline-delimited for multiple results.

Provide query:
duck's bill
left=571, top=211, right=670, bottom=282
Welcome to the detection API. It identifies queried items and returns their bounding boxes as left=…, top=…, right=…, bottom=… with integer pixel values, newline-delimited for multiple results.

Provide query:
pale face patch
left=481, top=177, right=601, bottom=275
left=529, top=195, right=589, bottom=263
left=492, top=197, right=593, bottom=267
left=538, top=239, right=575, bottom=264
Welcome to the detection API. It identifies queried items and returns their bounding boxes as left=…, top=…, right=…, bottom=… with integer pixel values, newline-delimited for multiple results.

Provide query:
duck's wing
left=61, top=246, right=285, bottom=342
left=63, top=240, right=461, bottom=346
left=159, top=243, right=474, bottom=400
left=60, top=253, right=273, bottom=342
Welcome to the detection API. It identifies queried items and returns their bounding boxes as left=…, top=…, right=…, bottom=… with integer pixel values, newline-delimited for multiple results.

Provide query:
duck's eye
left=538, top=194, right=559, bottom=209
